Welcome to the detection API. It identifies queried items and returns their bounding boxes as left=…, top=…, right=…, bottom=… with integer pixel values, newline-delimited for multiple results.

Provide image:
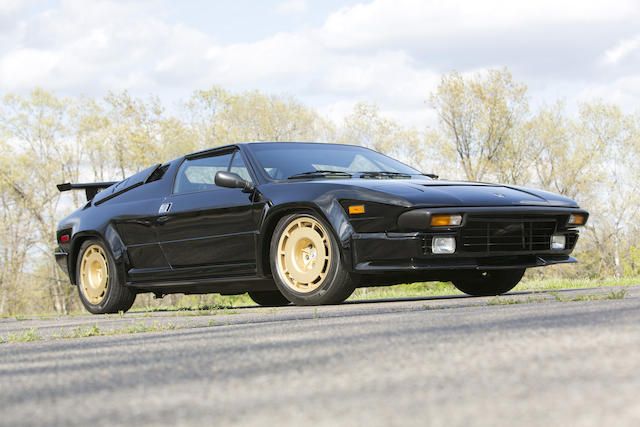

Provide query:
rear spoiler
left=56, top=182, right=118, bottom=201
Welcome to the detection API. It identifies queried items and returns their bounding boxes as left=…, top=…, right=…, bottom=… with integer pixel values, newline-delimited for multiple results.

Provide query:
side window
left=230, top=152, right=253, bottom=182
left=173, top=152, right=233, bottom=194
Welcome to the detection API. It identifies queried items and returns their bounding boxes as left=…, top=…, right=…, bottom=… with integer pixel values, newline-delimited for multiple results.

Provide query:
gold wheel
left=79, top=244, right=109, bottom=305
left=276, top=216, right=332, bottom=293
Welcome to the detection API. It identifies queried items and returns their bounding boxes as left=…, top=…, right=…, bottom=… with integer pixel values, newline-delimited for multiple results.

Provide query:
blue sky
left=1, top=0, right=639, bottom=127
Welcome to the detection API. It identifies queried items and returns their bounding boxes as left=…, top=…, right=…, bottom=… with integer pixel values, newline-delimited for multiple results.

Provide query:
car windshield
left=248, top=143, right=425, bottom=180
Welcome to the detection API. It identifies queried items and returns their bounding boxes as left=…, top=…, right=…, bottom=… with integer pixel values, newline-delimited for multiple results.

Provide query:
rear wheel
left=452, top=268, right=525, bottom=296
left=248, top=290, right=291, bottom=307
left=270, top=213, right=354, bottom=305
left=76, top=239, right=136, bottom=314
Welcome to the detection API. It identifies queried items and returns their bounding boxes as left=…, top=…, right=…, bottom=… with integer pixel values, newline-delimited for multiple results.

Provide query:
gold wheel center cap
left=301, top=245, right=317, bottom=270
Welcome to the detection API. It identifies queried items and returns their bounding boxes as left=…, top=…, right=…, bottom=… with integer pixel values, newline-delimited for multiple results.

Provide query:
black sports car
left=55, top=142, right=588, bottom=313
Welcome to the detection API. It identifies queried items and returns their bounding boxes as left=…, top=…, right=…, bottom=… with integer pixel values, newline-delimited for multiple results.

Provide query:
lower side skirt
left=126, top=276, right=277, bottom=295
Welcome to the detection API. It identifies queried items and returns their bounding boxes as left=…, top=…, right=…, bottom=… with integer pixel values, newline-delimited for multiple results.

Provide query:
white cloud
left=0, top=0, right=29, bottom=15
left=0, top=49, right=60, bottom=88
left=602, top=35, right=640, bottom=65
left=1, top=0, right=640, bottom=129
left=276, top=0, right=308, bottom=15
left=321, top=0, right=640, bottom=50
left=577, top=75, right=640, bottom=110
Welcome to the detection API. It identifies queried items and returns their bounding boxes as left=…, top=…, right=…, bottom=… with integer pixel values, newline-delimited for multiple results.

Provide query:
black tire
left=76, top=239, right=136, bottom=314
left=248, top=290, right=291, bottom=307
left=452, top=268, right=525, bottom=296
left=270, top=213, right=355, bottom=305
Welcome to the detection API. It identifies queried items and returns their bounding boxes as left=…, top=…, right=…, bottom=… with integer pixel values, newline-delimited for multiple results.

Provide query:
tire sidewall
left=247, top=290, right=291, bottom=307
left=76, top=238, right=121, bottom=314
left=269, top=213, right=348, bottom=305
left=452, top=268, right=525, bottom=296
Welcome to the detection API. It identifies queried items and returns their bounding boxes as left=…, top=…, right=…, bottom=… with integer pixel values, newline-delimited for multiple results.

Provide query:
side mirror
left=215, top=171, right=255, bottom=193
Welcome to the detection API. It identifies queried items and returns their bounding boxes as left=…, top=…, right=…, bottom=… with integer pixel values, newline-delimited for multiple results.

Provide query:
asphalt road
left=1, top=286, right=639, bottom=426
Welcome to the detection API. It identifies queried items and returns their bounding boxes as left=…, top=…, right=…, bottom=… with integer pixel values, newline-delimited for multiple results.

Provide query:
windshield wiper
left=287, top=170, right=352, bottom=179
left=357, top=171, right=413, bottom=179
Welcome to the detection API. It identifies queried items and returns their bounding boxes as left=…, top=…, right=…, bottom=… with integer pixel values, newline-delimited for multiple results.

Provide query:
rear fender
left=69, top=224, right=128, bottom=286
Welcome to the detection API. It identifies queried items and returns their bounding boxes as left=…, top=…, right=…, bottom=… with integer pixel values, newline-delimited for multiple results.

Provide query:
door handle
left=158, top=202, right=172, bottom=214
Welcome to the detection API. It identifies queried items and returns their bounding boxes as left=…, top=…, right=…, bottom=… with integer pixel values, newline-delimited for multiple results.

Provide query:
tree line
left=1, top=67, right=638, bottom=315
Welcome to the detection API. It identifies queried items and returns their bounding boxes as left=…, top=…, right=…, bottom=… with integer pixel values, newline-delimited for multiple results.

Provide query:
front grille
left=565, top=233, right=578, bottom=250
left=461, top=217, right=558, bottom=253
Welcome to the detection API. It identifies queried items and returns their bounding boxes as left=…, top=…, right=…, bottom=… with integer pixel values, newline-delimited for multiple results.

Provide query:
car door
left=155, top=149, right=259, bottom=279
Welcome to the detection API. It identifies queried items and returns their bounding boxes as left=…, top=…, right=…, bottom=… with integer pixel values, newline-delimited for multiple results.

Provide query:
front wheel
left=270, top=213, right=355, bottom=305
left=248, top=290, right=291, bottom=307
left=76, top=239, right=136, bottom=314
left=452, top=268, right=525, bottom=296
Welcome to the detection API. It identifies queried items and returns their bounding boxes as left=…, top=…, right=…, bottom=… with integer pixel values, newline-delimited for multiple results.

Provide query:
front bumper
left=349, top=206, right=584, bottom=274
left=350, top=231, right=578, bottom=273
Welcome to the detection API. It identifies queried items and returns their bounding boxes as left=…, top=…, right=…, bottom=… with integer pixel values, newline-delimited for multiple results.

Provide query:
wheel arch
left=258, top=202, right=355, bottom=276
left=69, top=225, right=128, bottom=286
left=68, top=231, right=102, bottom=285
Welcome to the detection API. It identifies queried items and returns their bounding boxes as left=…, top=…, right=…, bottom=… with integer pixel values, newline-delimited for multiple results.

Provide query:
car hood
left=315, top=178, right=579, bottom=208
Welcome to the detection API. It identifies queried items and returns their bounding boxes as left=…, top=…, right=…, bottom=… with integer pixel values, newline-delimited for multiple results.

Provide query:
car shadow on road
left=141, top=287, right=604, bottom=313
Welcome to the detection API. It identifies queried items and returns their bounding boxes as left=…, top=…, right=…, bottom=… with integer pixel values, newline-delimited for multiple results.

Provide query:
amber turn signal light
left=430, top=214, right=462, bottom=227
left=348, top=205, right=365, bottom=214
left=568, top=214, right=586, bottom=226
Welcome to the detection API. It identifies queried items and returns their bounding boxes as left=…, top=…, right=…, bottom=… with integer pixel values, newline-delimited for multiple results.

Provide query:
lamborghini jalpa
left=55, top=142, right=588, bottom=313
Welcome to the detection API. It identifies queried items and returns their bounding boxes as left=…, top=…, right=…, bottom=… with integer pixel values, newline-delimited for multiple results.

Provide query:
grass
left=0, top=321, right=184, bottom=343
left=346, top=276, right=639, bottom=302
left=484, top=287, right=628, bottom=307
left=130, top=302, right=240, bottom=316
left=49, top=321, right=179, bottom=339
left=550, top=288, right=628, bottom=302
left=349, top=281, right=460, bottom=300
left=515, top=276, right=639, bottom=291
left=488, top=296, right=525, bottom=305
left=607, top=288, right=628, bottom=299
left=0, top=328, right=41, bottom=343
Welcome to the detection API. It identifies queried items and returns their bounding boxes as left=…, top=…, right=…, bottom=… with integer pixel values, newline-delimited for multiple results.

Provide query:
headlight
left=568, top=214, right=586, bottom=226
left=551, top=234, right=566, bottom=250
left=430, top=214, right=462, bottom=227
left=432, top=236, right=456, bottom=254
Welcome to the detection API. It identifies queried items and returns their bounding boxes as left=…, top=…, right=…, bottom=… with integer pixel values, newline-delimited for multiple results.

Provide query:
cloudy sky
left=1, top=0, right=639, bottom=127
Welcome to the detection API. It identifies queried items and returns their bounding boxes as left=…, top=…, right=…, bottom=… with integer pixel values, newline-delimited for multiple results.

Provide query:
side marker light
left=349, top=205, right=365, bottom=214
